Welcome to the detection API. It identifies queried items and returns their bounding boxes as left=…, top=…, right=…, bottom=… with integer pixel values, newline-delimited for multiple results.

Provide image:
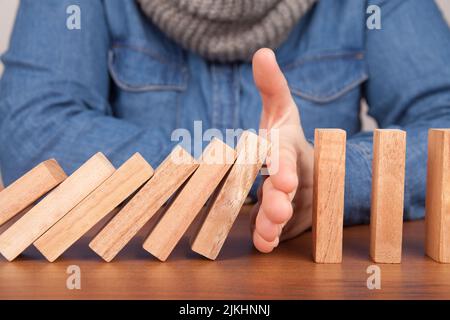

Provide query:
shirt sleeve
left=0, top=0, right=177, bottom=184
left=343, top=0, right=450, bottom=225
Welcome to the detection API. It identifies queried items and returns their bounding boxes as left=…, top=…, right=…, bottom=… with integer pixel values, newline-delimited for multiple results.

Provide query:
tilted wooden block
left=34, top=153, right=154, bottom=262
left=0, top=153, right=115, bottom=261
left=370, top=129, right=406, bottom=264
left=425, top=129, right=450, bottom=263
left=143, top=138, right=236, bottom=261
left=89, top=146, right=198, bottom=262
left=312, top=129, right=346, bottom=263
left=191, top=131, right=270, bottom=260
left=0, top=159, right=67, bottom=228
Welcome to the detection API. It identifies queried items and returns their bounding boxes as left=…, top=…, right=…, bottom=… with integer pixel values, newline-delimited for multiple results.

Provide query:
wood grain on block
left=0, top=159, right=67, bottom=227
left=89, top=146, right=198, bottom=262
left=0, top=153, right=115, bottom=261
left=312, top=129, right=346, bottom=263
left=191, top=131, right=270, bottom=260
left=143, top=138, right=237, bottom=261
left=34, top=153, right=154, bottom=262
left=370, top=129, right=406, bottom=264
left=425, top=129, right=450, bottom=263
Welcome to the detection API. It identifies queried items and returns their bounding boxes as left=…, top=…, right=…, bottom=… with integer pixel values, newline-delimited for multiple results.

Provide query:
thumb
left=252, top=48, right=296, bottom=126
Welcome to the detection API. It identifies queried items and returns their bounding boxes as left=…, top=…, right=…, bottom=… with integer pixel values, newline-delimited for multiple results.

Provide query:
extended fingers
left=261, top=178, right=293, bottom=224
left=268, top=147, right=298, bottom=196
left=253, top=230, right=279, bottom=253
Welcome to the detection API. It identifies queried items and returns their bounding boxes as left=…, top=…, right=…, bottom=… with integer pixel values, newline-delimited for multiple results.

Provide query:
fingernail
left=273, top=237, right=280, bottom=248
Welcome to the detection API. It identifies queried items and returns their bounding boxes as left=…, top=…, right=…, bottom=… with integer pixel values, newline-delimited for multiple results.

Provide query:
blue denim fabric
left=1, top=0, right=450, bottom=225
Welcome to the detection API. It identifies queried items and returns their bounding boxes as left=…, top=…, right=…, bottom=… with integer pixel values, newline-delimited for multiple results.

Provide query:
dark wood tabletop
left=0, top=205, right=448, bottom=300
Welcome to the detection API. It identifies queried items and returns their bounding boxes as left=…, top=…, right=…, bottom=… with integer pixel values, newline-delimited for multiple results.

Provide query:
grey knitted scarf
left=136, top=0, right=317, bottom=62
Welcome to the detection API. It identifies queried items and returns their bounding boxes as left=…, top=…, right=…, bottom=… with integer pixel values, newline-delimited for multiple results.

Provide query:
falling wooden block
left=0, top=160, right=67, bottom=228
left=370, top=129, right=406, bottom=264
left=312, top=129, right=346, bottom=263
left=143, top=138, right=236, bottom=261
left=191, top=131, right=270, bottom=260
left=34, top=153, right=154, bottom=262
left=89, top=146, right=198, bottom=262
left=425, top=129, right=450, bottom=263
left=0, top=153, right=115, bottom=261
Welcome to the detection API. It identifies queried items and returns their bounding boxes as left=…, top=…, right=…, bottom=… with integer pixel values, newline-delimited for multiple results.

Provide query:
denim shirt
left=1, top=0, right=450, bottom=225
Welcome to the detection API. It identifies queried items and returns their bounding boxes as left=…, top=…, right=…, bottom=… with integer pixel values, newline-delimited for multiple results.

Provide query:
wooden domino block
left=0, top=160, right=67, bottom=227
left=312, top=129, right=346, bottom=263
left=143, top=138, right=236, bottom=261
left=425, top=129, right=450, bottom=263
left=0, top=153, right=115, bottom=261
left=89, top=146, right=198, bottom=262
left=34, top=153, right=154, bottom=262
left=191, top=131, right=270, bottom=260
left=370, top=129, right=406, bottom=264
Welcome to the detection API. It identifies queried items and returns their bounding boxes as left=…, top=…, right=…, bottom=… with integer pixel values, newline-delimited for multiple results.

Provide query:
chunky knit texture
left=136, top=0, right=317, bottom=62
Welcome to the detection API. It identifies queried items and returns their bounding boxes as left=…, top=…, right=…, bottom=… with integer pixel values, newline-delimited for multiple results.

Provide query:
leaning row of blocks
left=0, top=128, right=448, bottom=264
left=0, top=131, right=268, bottom=262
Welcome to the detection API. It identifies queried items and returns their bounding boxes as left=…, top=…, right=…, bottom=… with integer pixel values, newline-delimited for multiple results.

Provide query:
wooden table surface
left=0, top=205, right=449, bottom=300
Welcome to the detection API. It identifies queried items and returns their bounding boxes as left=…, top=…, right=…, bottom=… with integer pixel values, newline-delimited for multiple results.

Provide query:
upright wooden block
left=0, top=153, right=115, bottom=261
left=34, top=153, right=154, bottom=262
left=143, top=138, right=236, bottom=261
left=0, top=160, right=67, bottom=227
left=312, top=129, right=346, bottom=263
left=89, top=146, right=198, bottom=262
left=191, top=131, right=270, bottom=260
left=370, top=129, right=406, bottom=263
left=425, top=129, right=450, bottom=263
